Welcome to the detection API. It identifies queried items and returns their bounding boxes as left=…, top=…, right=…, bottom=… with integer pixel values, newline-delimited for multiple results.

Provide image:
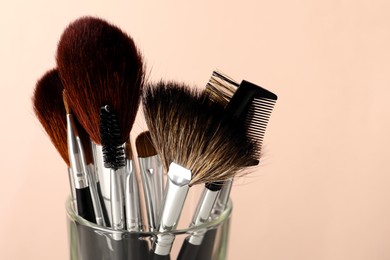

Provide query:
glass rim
left=65, top=196, right=232, bottom=235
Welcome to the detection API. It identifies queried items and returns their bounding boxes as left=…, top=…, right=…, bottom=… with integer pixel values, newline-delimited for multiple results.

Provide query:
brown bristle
left=33, top=69, right=69, bottom=165
left=62, top=90, right=70, bottom=114
left=125, top=140, right=133, bottom=160
left=136, top=131, right=157, bottom=158
left=204, top=70, right=238, bottom=107
left=143, top=81, right=257, bottom=186
left=56, top=16, right=144, bottom=144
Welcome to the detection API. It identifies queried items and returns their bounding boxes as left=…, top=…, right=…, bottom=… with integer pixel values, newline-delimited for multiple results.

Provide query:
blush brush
left=33, top=69, right=96, bottom=223
left=143, top=81, right=257, bottom=259
left=32, top=69, right=76, bottom=206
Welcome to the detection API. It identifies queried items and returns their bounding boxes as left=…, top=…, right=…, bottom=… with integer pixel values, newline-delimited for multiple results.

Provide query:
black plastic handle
left=195, top=228, right=218, bottom=260
left=75, top=186, right=96, bottom=223
left=149, top=251, right=170, bottom=260
left=177, top=238, right=200, bottom=260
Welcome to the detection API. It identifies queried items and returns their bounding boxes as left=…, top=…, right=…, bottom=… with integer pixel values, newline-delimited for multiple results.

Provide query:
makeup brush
left=33, top=69, right=97, bottom=223
left=136, top=131, right=164, bottom=232
left=32, top=69, right=75, bottom=205
left=56, top=16, right=145, bottom=228
left=143, top=82, right=257, bottom=259
left=196, top=70, right=278, bottom=260
left=56, top=16, right=144, bottom=144
left=63, top=91, right=107, bottom=226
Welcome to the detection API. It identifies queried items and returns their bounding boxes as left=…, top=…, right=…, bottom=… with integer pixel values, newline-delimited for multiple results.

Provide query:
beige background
left=1, top=0, right=390, bottom=259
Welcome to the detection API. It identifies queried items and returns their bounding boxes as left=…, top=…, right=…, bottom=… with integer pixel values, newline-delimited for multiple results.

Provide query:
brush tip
left=135, top=131, right=157, bottom=158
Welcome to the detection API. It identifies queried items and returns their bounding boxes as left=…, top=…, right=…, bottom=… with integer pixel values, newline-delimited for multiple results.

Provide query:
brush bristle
left=143, top=81, right=257, bottom=186
left=136, top=131, right=157, bottom=158
left=204, top=70, right=238, bottom=107
left=100, top=105, right=126, bottom=170
left=56, top=16, right=144, bottom=144
left=33, top=69, right=69, bottom=165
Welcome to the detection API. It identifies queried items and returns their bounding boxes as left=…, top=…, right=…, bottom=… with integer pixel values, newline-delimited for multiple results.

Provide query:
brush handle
left=177, top=238, right=200, bottom=260
left=195, top=228, right=217, bottom=260
left=97, top=181, right=111, bottom=227
left=149, top=251, right=170, bottom=260
left=126, top=235, right=150, bottom=260
left=75, top=187, right=96, bottom=223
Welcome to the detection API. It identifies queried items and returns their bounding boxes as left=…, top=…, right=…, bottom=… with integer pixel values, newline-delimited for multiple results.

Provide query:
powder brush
left=143, top=82, right=257, bottom=258
left=56, top=16, right=144, bottom=144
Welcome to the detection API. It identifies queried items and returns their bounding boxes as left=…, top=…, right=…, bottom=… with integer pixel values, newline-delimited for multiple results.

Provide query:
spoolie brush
left=143, top=82, right=257, bottom=258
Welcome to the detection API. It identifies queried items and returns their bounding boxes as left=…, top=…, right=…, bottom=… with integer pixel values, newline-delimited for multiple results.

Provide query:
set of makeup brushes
left=32, top=16, right=277, bottom=260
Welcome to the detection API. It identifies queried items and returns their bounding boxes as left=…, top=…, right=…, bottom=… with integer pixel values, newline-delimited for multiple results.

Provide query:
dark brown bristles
left=143, top=81, right=257, bottom=186
left=56, top=16, right=144, bottom=144
left=136, top=131, right=157, bottom=158
left=33, top=69, right=69, bottom=165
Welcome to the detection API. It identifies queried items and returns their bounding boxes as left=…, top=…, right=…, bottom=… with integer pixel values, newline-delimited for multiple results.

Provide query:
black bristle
left=100, top=105, right=125, bottom=170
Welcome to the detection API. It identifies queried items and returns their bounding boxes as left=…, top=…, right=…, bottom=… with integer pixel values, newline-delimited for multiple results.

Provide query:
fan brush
left=143, top=81, right=257, bottom=259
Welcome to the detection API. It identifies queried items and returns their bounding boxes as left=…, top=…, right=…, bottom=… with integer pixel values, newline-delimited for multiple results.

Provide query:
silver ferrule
left=66, top=114, right=88, bottom=189
left=139, top=155, right=164, bottom=231
left=125, top=159, right=141, bottom=231
left=93, top=144, right=112, bottom=224
left=211, top=178, right=233, bottom=218
left=154, top=162, right=191, bottom=256
left=67, top=167, right=77, bottom=213
left=111, top=168, right=125, bottom=231
left=187, top=187, right=220, bottom=245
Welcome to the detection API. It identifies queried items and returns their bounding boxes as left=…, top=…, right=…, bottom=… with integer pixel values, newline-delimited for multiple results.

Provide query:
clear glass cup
left=66, top=197, right=232, bottom=260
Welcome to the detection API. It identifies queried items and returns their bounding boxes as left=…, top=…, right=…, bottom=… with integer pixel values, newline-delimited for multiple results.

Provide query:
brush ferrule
left=125, top=159, right=141, bottom=231
left=211, top=178, right=233, bottom=218
left=110, top=168, right=125, bottom=231
left=67, top=167, right=78, bottom=212
left=66, top=115, right=88, bottom=189
left=187, top=187, right=220, bottom=245
left=139, top=155, right=164, bottom=231
left=154, top=162, right=191, bottom=256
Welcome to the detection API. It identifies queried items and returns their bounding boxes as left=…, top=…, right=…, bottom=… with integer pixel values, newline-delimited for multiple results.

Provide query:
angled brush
left=136, top=131, right=164, bottom=231
left=143, top=82, right=257, bottom=259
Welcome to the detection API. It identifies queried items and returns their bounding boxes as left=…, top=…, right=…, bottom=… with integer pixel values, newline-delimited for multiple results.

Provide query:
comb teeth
left=245, top=97, right=277, bottom=157
left=100, top=105, right=126, bottom=170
